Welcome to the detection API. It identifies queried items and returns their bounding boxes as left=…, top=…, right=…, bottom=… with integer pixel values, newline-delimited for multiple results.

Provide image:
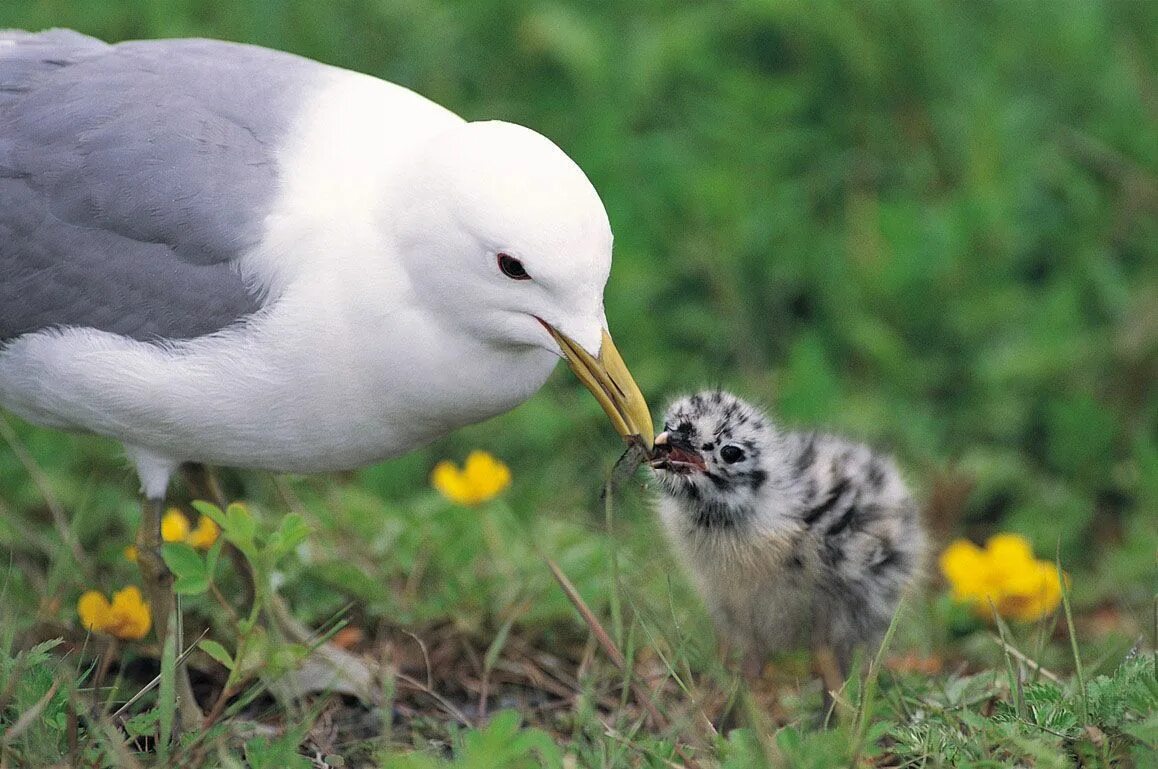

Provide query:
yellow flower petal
left=939, top=539, right=983, bottom=580
left=123, top=545, right=139, bottom=563
left=1003, top=557, right=1046, bottom=595
left=186, top=516, right=220, bottom=549
left=106, top=586, right=152, bottom=640
left=938, top=539, right=992, bottom=602
left=1002, top=560, right=1063, bottom=621
left=432, top=452, right=511, bottom=506
left=986, top=533, right=1034, bottom=566
left=432, top=460, right=472, bottom=505
left=77, top=591, right=112, bottom=632
left=464, top=450, right=511, bottom=502
left=161, top=509, right=191, bottom=543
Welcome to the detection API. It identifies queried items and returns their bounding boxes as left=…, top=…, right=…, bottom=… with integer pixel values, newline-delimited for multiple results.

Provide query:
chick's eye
left=720, top=445, right=745, bottom=464
left=498, top=253, right=531, bottom=280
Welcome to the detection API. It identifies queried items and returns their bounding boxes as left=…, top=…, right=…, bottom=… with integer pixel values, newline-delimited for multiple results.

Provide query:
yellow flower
left=939, top=533, right=1065, bottom=622
left=77, top=586, right=152, bottom=640
left=161, top=508, right=191, bottom=542
left=186, top=515, right=220, bottom=549
left=125, top=510, right=220, bottom=560
left=431, top=450, right=512, bottom=506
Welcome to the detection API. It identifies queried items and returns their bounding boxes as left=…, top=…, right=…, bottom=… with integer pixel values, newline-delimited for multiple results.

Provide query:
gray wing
left=0, top=29, right=324, bottom=341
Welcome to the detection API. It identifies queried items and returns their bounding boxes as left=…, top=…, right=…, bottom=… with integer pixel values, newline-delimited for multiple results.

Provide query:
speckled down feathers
left=652, top=390, right=926, bottom=672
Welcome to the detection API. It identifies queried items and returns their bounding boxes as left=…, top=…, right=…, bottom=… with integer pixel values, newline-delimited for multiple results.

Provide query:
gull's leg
left=127, top=448, right=202, bottom=731
left=136, top=494, right=203, bottom=731
left=136, top=495, right=173, bottom=634
left=181, top=463, right=256, bottom=609
left=181, top=462, right=230, bottom=511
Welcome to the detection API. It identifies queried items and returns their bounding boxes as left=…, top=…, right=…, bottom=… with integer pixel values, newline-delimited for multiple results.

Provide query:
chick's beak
left=649, top=430, right=707, bottom=472
left=541, top=323, right=653, bottom=449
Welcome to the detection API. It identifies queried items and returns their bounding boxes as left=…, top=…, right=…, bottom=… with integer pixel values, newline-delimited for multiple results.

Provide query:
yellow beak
left=543, top=325, right=654, bottom=450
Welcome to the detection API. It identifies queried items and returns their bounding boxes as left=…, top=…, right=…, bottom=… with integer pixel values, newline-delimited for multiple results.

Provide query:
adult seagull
left=0, top=28, right=652, bottom=716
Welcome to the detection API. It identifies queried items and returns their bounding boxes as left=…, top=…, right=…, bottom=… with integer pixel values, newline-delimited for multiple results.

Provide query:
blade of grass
left=1057, top=553, right=1088, bottom=723
left=991, top=605, right=1025, bottom=720
left=849, top=599, right=905, bottom=767
left=604, top=481, right=624, bottom=649
left=986, top=632, right=1062, bottom=684
left=620, top=616, right=638, bottom=714
left=544, top=556, right=705, bottom=769
left=91, top=710, right=146, bottom=769
left=157, top=610, right=178, bottom=765
left=0, top=678, right=60, bottom=744
left=479, top=611, right=518, bottom=720
left=544, top=556, right=625, bottom=669
left=110, top=628, right=207, bottom=718
left=394, top=671, right=473, bottom=727
left=0, top=415, right=87, bottom=567
left=737, top=688, right=779, bottom=769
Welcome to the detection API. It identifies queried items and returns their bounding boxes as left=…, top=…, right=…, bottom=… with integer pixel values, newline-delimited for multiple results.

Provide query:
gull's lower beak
left=542, top=323, right=654, bottom=450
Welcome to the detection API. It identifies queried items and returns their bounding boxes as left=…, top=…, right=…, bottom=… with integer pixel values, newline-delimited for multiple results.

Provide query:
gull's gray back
left=0, top=30, right=324, bottom=341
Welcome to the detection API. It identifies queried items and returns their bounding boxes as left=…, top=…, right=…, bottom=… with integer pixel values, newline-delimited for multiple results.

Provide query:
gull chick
left=649, top=390, right=925, bottom=680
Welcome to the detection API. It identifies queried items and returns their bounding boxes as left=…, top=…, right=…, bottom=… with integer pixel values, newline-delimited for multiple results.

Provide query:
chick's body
left=651, top=391, right=925, bottom=674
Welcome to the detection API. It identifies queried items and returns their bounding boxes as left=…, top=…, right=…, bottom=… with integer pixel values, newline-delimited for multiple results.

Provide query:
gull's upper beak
left=540, top=322, right=653, bottom=450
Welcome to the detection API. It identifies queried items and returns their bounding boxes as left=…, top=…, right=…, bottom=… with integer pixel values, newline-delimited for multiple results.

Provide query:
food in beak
left=649, top=430, right=707, bottom=473
left=542, top=324, right=654, bottom=449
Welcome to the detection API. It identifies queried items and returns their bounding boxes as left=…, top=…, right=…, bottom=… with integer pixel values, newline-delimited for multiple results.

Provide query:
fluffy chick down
left=650, top=390, right=926, bottom=674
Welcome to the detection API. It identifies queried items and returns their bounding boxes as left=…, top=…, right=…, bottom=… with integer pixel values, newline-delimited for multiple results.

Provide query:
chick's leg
left=810, top=606, right=847, bottom=726
left=812, top=644, right=844, bottom=724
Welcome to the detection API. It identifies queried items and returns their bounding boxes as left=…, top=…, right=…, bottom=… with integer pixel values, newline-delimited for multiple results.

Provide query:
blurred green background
left=0, top=0, right=1154, bottom=613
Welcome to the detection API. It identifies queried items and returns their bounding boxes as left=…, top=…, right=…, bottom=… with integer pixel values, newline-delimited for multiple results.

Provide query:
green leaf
left=268, top=512, right=310, bottom=559
left=204, top=538, right=224, bottom=581
left=234, top=626, right=270, bottom=680
left=121, top=711, right=159, bottom=739
left=720, top=728, right=770, bottom=769
left=245, top=731, right=313, bottom=769
left=198, top=639, right=234, bottom=671
left=172, top=575, right=209, bottom=596
left=161, top=543, right=205, bottom=580
left=190, top=500, right=225, bottom=525
left=380, top=755, right=443, bottom=769
left=225, top=502, right=258, bottom=547
left=160, top=539, right=203, bottom=576
left=456, top=711, right=563, bottom=769
left=267, top=642, right=311, bottom=676
left=162, top=542, right=210, bottom=595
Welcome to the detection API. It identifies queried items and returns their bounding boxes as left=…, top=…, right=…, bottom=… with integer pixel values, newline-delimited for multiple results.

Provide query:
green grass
left=1, top=0, right=1156, bottom=766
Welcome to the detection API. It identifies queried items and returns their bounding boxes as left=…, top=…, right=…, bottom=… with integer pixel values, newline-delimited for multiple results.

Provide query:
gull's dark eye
left=720, top=445, right=745, bottom=464
left=498, top=253, right=531, bottom=280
